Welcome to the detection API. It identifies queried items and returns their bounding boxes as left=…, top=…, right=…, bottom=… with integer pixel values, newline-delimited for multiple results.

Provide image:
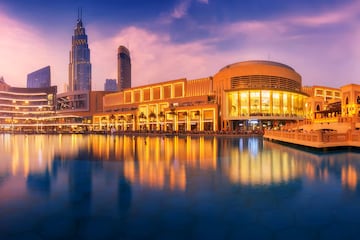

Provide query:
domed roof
left=219, top=60, right=295, bottom=72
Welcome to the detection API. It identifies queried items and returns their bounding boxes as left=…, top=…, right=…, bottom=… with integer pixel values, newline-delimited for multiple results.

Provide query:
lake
left=0, top=134, right=360, bottom=239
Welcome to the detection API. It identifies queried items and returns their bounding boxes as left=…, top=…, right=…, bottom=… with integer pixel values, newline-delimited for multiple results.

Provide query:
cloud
left=290, top=1, right=360, bottom=27
left=90, top=26, right=224, bottom=89
left=89, top=1, right=360, bottom=90
left=171, top=0, right=192, bottom=19
left=160, top=0, right=207, bottom=23
left=2, top=0, right=360, bottom=93
left=197, top=0, right=209, bottom=4
left=0, top=11, right=60, bottom=87
left=203, top=1, right=360, bottom=88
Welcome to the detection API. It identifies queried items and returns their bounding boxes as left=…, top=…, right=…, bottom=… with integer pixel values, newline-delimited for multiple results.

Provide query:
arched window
left=316, top=104, right=320, bottom=111
left=346, top=97, right=349, bottom=105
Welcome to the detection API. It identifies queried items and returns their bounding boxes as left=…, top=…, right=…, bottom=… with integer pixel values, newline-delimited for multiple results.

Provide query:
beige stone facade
left=94, top=77, right=218, bottom=132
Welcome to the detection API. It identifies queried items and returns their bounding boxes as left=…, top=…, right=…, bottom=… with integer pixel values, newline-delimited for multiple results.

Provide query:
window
left=174, top=84, right=183, bottom=97
left=164, top=85, right=171, bottom=99
left=143, top=89, right=150, bottom=101
left=153, top=87, right=160, bottom=100
left=240, top=92, right=249, bottom=116
left=125, top=92, right=131, bottom=103
left=250, top=91, right=260, bottom=114
left=134, top=90, right=140, bottom=102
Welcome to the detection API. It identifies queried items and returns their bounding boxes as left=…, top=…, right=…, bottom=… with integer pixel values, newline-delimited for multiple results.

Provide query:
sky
left=0, top=0, right=359, bottom=92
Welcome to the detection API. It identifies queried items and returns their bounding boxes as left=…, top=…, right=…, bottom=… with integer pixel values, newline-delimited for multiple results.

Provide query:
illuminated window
left=240, top=92, right=249, bottom=116
left=250, top=91, right=260, bottom=114
left=261, top=91, right=270, bottom=114
left=283, top=93, right=288, bottom=114
left=273, top=92, right=280, bottom=115
left=229, top=92, right=238, bottom=117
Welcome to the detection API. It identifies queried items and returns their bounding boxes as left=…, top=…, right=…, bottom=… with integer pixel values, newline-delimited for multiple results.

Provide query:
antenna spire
left=77, top=8, right=82, bottom=21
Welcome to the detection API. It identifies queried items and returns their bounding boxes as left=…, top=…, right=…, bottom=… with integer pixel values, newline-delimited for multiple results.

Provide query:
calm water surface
left=0, top=134, right=360, bottom=240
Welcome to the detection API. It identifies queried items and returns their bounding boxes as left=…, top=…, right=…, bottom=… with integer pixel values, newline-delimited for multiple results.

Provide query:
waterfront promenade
left=264, top=116, right=360, bottom=149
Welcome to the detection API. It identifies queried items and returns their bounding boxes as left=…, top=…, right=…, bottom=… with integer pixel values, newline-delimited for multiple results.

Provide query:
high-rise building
left=68, top=12, right=91, bottom=92
left=117, top=45, right=131, bottom=91
left=104, top=79, right=117, bottom=91
left=27, top=66, right=51, bottom=88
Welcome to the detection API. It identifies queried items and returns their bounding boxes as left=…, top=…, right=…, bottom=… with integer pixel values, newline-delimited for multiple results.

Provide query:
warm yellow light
left=241, top=92, right=248, bottom=98
left=262, top=90, right=270, bottom=97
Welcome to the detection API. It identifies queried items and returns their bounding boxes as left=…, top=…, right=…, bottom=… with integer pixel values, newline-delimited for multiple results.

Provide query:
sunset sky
left=0, top=0, right=359, bottom=92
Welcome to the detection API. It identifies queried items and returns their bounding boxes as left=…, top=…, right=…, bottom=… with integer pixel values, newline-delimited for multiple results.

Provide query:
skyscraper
left=117, top=46, right=131, bottom=91
left=68, top=11, right=91, bottom=92
left=27, top=66, right=51, bottom=88
left=104, top=79, right=117, bottom=91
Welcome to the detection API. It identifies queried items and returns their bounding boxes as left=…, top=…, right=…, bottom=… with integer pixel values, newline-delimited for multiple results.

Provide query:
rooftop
left=219, top=60, right=295, bottom=72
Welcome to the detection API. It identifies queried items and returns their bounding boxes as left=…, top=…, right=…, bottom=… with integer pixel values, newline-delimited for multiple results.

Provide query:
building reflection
left=68, top=159, right=92, bottom=218
left=26, top=169, right=51, bottom=195
left=118, top=175, right=132, bottom=217
left=218, top=138, right=303, bottom=185
left=0, top=134, right=360, bottom=195
left=342, top=165, right=357, bottom=191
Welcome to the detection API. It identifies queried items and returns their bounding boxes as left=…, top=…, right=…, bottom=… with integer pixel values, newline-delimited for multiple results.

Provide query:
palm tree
left=149, top=112, right=157, bottom=120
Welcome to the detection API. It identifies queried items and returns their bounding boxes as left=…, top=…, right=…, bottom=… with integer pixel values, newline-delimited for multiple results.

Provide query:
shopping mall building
left=6, top=60, right=357, bottom=133
left=94, top=60, right=308, bottom=133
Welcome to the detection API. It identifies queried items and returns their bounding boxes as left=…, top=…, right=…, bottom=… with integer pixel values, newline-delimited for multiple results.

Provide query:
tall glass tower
left=69, top=12, right=91, bottom=92
left=117, top=46, right=131, bottom=91
left=27, top=66, right=51, bottom=88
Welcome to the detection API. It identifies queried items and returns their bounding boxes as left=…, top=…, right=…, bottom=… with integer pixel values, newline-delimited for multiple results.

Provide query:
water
left=0, top=134, right=360, bottom=239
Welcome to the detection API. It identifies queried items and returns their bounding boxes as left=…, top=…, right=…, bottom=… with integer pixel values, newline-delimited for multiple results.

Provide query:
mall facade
left=94, top=60, right=308, bottom=133
left=4, top=59, right=358, bottom=134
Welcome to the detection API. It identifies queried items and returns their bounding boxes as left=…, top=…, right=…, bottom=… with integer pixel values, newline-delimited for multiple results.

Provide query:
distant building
left=104, top=79, right=117, bottom=91
left=117, top=46, right=131, bottom=91
left=68, top=13, right=91, bottom=92
left=0, top=76, right=9, bottom=91
left=0, top=83, right=57, bottom=132
left=27, top=66, right=51, bottom=88
left=302, top=85, right=341, bottom=102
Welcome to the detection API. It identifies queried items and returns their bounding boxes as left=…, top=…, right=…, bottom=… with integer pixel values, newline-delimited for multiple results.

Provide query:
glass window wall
left=225, top=90, right=306, bottom=118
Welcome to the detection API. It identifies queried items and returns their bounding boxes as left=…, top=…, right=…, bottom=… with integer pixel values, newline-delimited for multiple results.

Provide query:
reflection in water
left=342, top=165, right=358, bottom=191
left=118, top=176, right=132, bottom=217
left=1, top=134, right=360, bottom=238
left=26, top=169, right=51, bottom=195
left=0, top=134, right=360, bottom=192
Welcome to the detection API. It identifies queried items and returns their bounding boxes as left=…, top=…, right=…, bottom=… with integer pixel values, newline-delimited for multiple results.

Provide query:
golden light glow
left=1, top=134, right=358, bottom=193
left=342, top=165, right=357, bottom=191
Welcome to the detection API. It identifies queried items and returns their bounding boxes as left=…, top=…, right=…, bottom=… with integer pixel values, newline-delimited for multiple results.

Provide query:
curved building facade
left=213, top=60, right=308, bottom=131
left=0, top=85, right=57, bottom=132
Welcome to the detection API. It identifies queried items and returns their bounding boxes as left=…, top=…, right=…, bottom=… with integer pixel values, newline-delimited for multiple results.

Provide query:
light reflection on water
left=1, top=134, right=360, bottom=239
